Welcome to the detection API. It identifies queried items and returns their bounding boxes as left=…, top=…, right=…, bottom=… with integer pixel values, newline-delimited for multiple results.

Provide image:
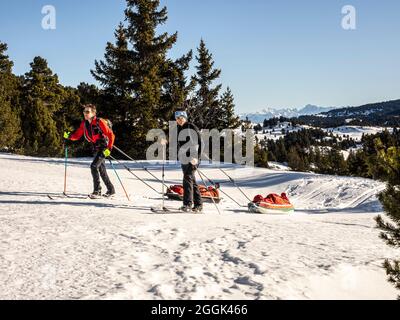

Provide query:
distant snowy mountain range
left=299, top=99, right=400, bottom=127
left=240, top=99, right=400, bottom=127
left=240, top=104, right=339, bottom=123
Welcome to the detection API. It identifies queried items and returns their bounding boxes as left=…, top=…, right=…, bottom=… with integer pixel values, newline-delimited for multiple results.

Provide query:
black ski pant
left=91, top=150, right=114, bottom=193
left=181, top=164, right=203, bottom=207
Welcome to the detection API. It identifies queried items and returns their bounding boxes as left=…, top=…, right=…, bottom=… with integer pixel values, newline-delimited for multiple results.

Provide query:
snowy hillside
left=324, top=126, right=393, bottom=141
left=254, top=122, right=392, bottom=144
left=255, top=122, right=310, bottom=141
left=322, top=99, right=400, bottom=118
left=0, top=153, right=397, bottom=299
left=297, top=99, right=400, bottom=127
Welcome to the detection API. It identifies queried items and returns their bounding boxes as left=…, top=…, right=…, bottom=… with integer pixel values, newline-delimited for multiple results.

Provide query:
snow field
left=0, top=153, right=397, bottom=299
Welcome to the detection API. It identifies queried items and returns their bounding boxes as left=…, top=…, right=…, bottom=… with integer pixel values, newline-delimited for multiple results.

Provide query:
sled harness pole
left=63, top=144, right=68, bottom=196
left=219, top=168, right=252, bottom=202
left=197, top=168, right=246, bottom=208
left=203, top=155, right=252, bottom=203
left=109, top=159, right=130, bottom=201
left=161, top=143, right=167, bottom=210
left=113, top=145, right=169, bottom=189
left=109, top=155, right=161, bottom=195
left=197, top=169, right=221, bottom=215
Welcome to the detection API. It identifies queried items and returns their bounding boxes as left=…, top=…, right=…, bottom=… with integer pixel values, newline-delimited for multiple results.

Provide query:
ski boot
left=179, top=205, right=192, bottom=212
left=103, top=188, right=115, bottom=198
left=192, top=205, right=203, bottom=213
left=89, top=190, right=102, bottom=199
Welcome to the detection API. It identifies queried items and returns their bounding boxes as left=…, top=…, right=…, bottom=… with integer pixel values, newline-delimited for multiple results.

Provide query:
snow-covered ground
left=324, top=126, right=393, bottom=142
left=267, top=162, right=290, bottom=171
left=0, top=153, right=397, bottom=300
left=253, top=123, right=392, bottom=143
left=255, top=122, right=309, bottom=141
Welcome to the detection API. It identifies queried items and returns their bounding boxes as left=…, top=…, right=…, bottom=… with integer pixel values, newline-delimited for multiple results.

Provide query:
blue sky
left=0, top=0, right=399, bottom=113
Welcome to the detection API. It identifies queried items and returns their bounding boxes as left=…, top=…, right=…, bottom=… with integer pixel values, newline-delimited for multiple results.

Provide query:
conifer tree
left=347, top=150, right=369, bottom=177
left=56, top=86, right=92, bottom=157
left=92, top=23, right=133, bottom=121
left=125, top=0, right=180, bottom=157
left=0, top=42, right=21, bottom=150
left=276, top=139, right=287, bottom=163
left=374, top=140, right=400, bottom=298
left=190, top=39, right=222, bottom=130
left=220, top=87, right=240, bottom=129
left=55, top=86, right=81, bottom=131
left=267, top=149, right=277, bottom=162
left=329, top=148, right=348, bottom=175
left=20, top=57, right=64, bottom=156
left=91, top=22, right=137, bottom=152
left=254, top=144, right=269, bottom=168
left=287, top=147, right=307, bottom=171
left=0, top=92, right=21, bottom=150
left=92, top=0, right=191, bottom=157
left=308, top=147, right=316, bottom=166
left=159, top=51, right=193, bottom=124
left=77, top=82, right=101, bottom=106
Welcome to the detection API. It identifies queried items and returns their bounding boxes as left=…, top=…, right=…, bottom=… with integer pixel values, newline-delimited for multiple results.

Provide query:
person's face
left=83, top=107, right=95, bottom=121
left=176, top=116, right=186, bottom=127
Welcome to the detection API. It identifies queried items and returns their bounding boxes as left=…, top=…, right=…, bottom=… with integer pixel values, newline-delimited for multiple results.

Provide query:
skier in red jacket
left=64, top=104, right=115, bottom=198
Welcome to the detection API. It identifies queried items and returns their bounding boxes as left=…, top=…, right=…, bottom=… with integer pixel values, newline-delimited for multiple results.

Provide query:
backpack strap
left=96, top=118, right=104, bottom=135
left=96, top=118, right=110, bottom=136
left=95, top=118, right=110, bottom=147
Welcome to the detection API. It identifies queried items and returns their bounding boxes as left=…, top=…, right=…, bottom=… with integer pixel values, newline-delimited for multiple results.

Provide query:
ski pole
left=113, top=145, right=169, bottom=189
left=109, top=159, right=130, bottom=201
left=161, top=143, right=167, bottom=210
left=109, top=155, right=161, bottom=195
left=197, top=168, right=221, bottom=215
left=63, top=144, right=68, bottom=196
left=220, top=169, right=252, bottom=202
left=197, top=168, right=246, bottom=208
left=203, top=154, right=252, bottom=202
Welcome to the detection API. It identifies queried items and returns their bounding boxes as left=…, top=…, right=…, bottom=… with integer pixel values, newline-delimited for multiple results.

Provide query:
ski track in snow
left=0, top=153, right=397, bottom=300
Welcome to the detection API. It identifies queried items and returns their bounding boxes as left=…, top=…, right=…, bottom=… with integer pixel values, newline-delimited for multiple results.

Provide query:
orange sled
left=165, top=185, right=222, bottom=204
left=248, top=193, right=294, bottom=214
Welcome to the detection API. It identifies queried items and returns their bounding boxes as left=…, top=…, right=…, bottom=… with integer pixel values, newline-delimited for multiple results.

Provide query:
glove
left=63, top=131, right=71, bottom=140
left=103, top=149, right=111, bottom=158
left=190, top=158, right=198, bottom=166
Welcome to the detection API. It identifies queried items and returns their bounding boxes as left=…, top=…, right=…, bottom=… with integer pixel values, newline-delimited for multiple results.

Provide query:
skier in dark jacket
left=175, top=110, right=204, bottom=212
left=63, top=104, right=115, bottom=198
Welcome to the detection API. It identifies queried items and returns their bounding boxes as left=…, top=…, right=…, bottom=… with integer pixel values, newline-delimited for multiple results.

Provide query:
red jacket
left=70, top=117, right=115, bottom=150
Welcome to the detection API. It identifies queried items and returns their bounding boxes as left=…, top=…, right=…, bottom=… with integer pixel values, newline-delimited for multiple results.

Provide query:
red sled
left=165, top=185, right=222, bottom=204
left=248, top=193, right=294, bottom=214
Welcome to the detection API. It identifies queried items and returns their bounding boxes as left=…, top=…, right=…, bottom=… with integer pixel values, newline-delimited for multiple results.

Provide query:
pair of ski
left=47, top=193, right=87, bottom=200
left=47, top=193, right=114, bottom=201
left=150, top=206, right=204, bottom=214
left=48, top=194, right=201, bottom=214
